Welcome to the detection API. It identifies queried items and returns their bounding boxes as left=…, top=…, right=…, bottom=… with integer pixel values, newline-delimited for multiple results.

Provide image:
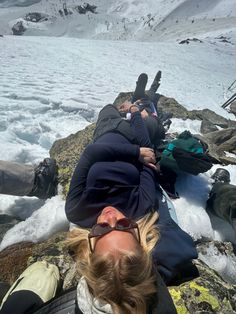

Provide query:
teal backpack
left=160, top=130, right=212, bottom=175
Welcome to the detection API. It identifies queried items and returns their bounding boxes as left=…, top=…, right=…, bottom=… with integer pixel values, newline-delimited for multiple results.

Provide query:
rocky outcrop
left=197, top=241, right=236, bottom=285
left=0, top=241, right=34, bottom=284
left=25, top=12, right=49, bottom=22
left=12, top=21, right=26, bottom=35
left=199, top=128, right=236, bottom=165
left=179, top=38, right=203, bottom=44
left=169, top=259, right=236, bottom=313
left=50, top=123, right=95, bottom=196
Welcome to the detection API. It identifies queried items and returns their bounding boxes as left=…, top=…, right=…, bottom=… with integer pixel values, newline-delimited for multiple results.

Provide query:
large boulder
left=12, top=21, right=26, bottom=35
left=0, top=241, right=34, bottom=284
left=204, top=128, right=236, bottom=165
left=50, top=124, right=95, bottom=196
left=190, top=109, right=234, bottom=128
left=169, top=259, right=236, bottom=313
left=24, top=12, right=49, bottom=22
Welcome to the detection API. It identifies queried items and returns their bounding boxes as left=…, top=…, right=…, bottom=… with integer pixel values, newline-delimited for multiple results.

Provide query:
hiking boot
left=146, top=70, right=162, bottom=100
left=131, top=73, right=148, bottom=103
left=211, top=168, right=230, bottom=184
left=28, top=158, right=58, bottom=199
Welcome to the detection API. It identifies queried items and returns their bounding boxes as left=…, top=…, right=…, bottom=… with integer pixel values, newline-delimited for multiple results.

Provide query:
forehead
left=94, top=230, right=138, bottom=255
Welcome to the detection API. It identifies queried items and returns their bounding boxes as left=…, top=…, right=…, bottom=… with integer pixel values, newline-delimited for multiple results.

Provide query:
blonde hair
left=67, top=211, right=159, bottom=314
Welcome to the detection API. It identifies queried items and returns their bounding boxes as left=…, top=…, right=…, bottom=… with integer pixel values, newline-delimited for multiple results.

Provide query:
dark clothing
left=93, top=104, right=138, bottom=144
left=0, top=290, right=43, bottom=314
left=207, top=182, right=236, bottom=230
left=93, top=104, right=164, bottom=148
left=65, top=108, right=197, bottom=284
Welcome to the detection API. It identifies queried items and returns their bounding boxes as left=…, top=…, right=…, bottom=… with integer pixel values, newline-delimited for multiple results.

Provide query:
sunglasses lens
left=92, top=222, right=110, bottom=236
left=116, top=218, right=133, bottom=229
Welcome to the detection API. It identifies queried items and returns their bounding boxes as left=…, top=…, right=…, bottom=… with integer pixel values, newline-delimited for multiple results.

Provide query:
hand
left=139, top=147, right=157, bottom=170
left=141, top=109, right=149, bottom=118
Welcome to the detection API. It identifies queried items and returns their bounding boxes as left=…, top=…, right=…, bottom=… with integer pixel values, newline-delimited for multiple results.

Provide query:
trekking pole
left=228, top=79, right=236, bottom=91
left=222, top=94, right=236, bottom=108
left=221, top=92, right=236, bottom=108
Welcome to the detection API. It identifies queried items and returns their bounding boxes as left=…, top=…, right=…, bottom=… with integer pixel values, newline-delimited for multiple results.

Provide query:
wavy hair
left=67, top=211, right=159, bottom=314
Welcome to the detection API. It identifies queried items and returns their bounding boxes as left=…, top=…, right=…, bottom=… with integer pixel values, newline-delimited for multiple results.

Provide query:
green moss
left=189, top=282, right=219, bottom=310
left=169, top=288, right=189, bottom=314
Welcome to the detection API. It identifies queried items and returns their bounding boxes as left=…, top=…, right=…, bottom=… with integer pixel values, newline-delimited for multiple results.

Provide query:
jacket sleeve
left=137, top=165, right=157, bottom=210
left=152, top=189, right=198, bottom=284
left=65, top=142, right=139, bottom=223
left=130, top=111, right=152, bottom=148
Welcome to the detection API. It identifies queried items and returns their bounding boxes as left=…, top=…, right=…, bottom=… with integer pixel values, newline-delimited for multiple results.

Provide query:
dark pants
left=0, top=291, right=43, bottom=314
left=207, top=182, right=236, bottom=231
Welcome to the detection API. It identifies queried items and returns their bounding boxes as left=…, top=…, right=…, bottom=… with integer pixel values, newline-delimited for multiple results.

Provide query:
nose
left=106, top=215, right=117, bottom=228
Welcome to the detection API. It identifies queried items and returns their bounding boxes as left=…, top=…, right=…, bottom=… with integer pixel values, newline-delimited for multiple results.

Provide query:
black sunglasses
left=88, top=218, right=140, bottom=252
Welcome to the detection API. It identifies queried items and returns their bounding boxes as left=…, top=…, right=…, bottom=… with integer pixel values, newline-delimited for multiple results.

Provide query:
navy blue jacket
left=65, top=109, right=198, bottom=284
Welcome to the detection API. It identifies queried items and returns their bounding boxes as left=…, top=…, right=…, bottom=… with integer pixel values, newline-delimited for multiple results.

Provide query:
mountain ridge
left=1, top=0, right=236, bottom=41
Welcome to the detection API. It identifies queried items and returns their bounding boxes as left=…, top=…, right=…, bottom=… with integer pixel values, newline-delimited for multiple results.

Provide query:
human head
left=67, top=210, right=159, bottom=313
left=89, top=206, right=140, bottom=254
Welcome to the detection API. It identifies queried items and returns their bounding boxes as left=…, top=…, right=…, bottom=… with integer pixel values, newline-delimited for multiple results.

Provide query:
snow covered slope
left=0, top=0, right=236, bottom=41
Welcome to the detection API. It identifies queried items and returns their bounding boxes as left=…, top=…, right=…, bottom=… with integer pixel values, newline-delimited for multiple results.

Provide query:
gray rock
left=200, top=119, right=218, bottom=134
left=190, top=109, right=230, bottom=128
left=25, top=12, right=49, bottom=23
left=12, top=21, right=26, bottom=35
left=197, top=241, right=236, bottom=284
left=198, top=128, right=236, bottom=165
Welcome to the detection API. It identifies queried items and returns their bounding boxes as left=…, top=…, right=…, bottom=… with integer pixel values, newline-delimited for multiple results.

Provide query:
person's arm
left=65, top=142, right=139, bottom=223
left=152, top=192, right=198, bottom=284
left=130, top=109, right=152, bottom=148
left=137, top=165, right=157, bottom=209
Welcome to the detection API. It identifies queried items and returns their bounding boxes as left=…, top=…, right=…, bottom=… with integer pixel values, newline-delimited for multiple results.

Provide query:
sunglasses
left=88, top=218, right=140, bottom=252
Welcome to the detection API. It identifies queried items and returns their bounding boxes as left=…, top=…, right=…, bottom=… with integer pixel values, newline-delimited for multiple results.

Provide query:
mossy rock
left=0, top=242, right=35, bottom=284
left=169, top=260, right=236, bottom=313
left=50, top=124, right=95, bottom=196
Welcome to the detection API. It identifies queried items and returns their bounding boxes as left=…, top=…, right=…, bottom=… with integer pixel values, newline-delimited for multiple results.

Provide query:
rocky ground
left=0, top=92, right=236, bottom=313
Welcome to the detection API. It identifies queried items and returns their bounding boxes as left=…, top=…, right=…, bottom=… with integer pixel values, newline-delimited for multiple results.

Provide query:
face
left=93, top=206, right=139, bottom=255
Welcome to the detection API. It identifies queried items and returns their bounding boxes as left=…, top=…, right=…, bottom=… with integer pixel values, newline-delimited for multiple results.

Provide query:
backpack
left=159, top=130, right=213, bottom=175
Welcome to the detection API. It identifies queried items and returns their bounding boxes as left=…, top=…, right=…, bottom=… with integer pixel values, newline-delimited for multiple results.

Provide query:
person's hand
left=140, top=109, right=149, bottom=118
left=139, top=147, right=157, bottom=170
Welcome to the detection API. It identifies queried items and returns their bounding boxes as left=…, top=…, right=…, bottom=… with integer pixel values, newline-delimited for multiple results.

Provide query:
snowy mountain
left=0, top=0, right=236, bottom=285
left=0, top=0, right=236, bottom=41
